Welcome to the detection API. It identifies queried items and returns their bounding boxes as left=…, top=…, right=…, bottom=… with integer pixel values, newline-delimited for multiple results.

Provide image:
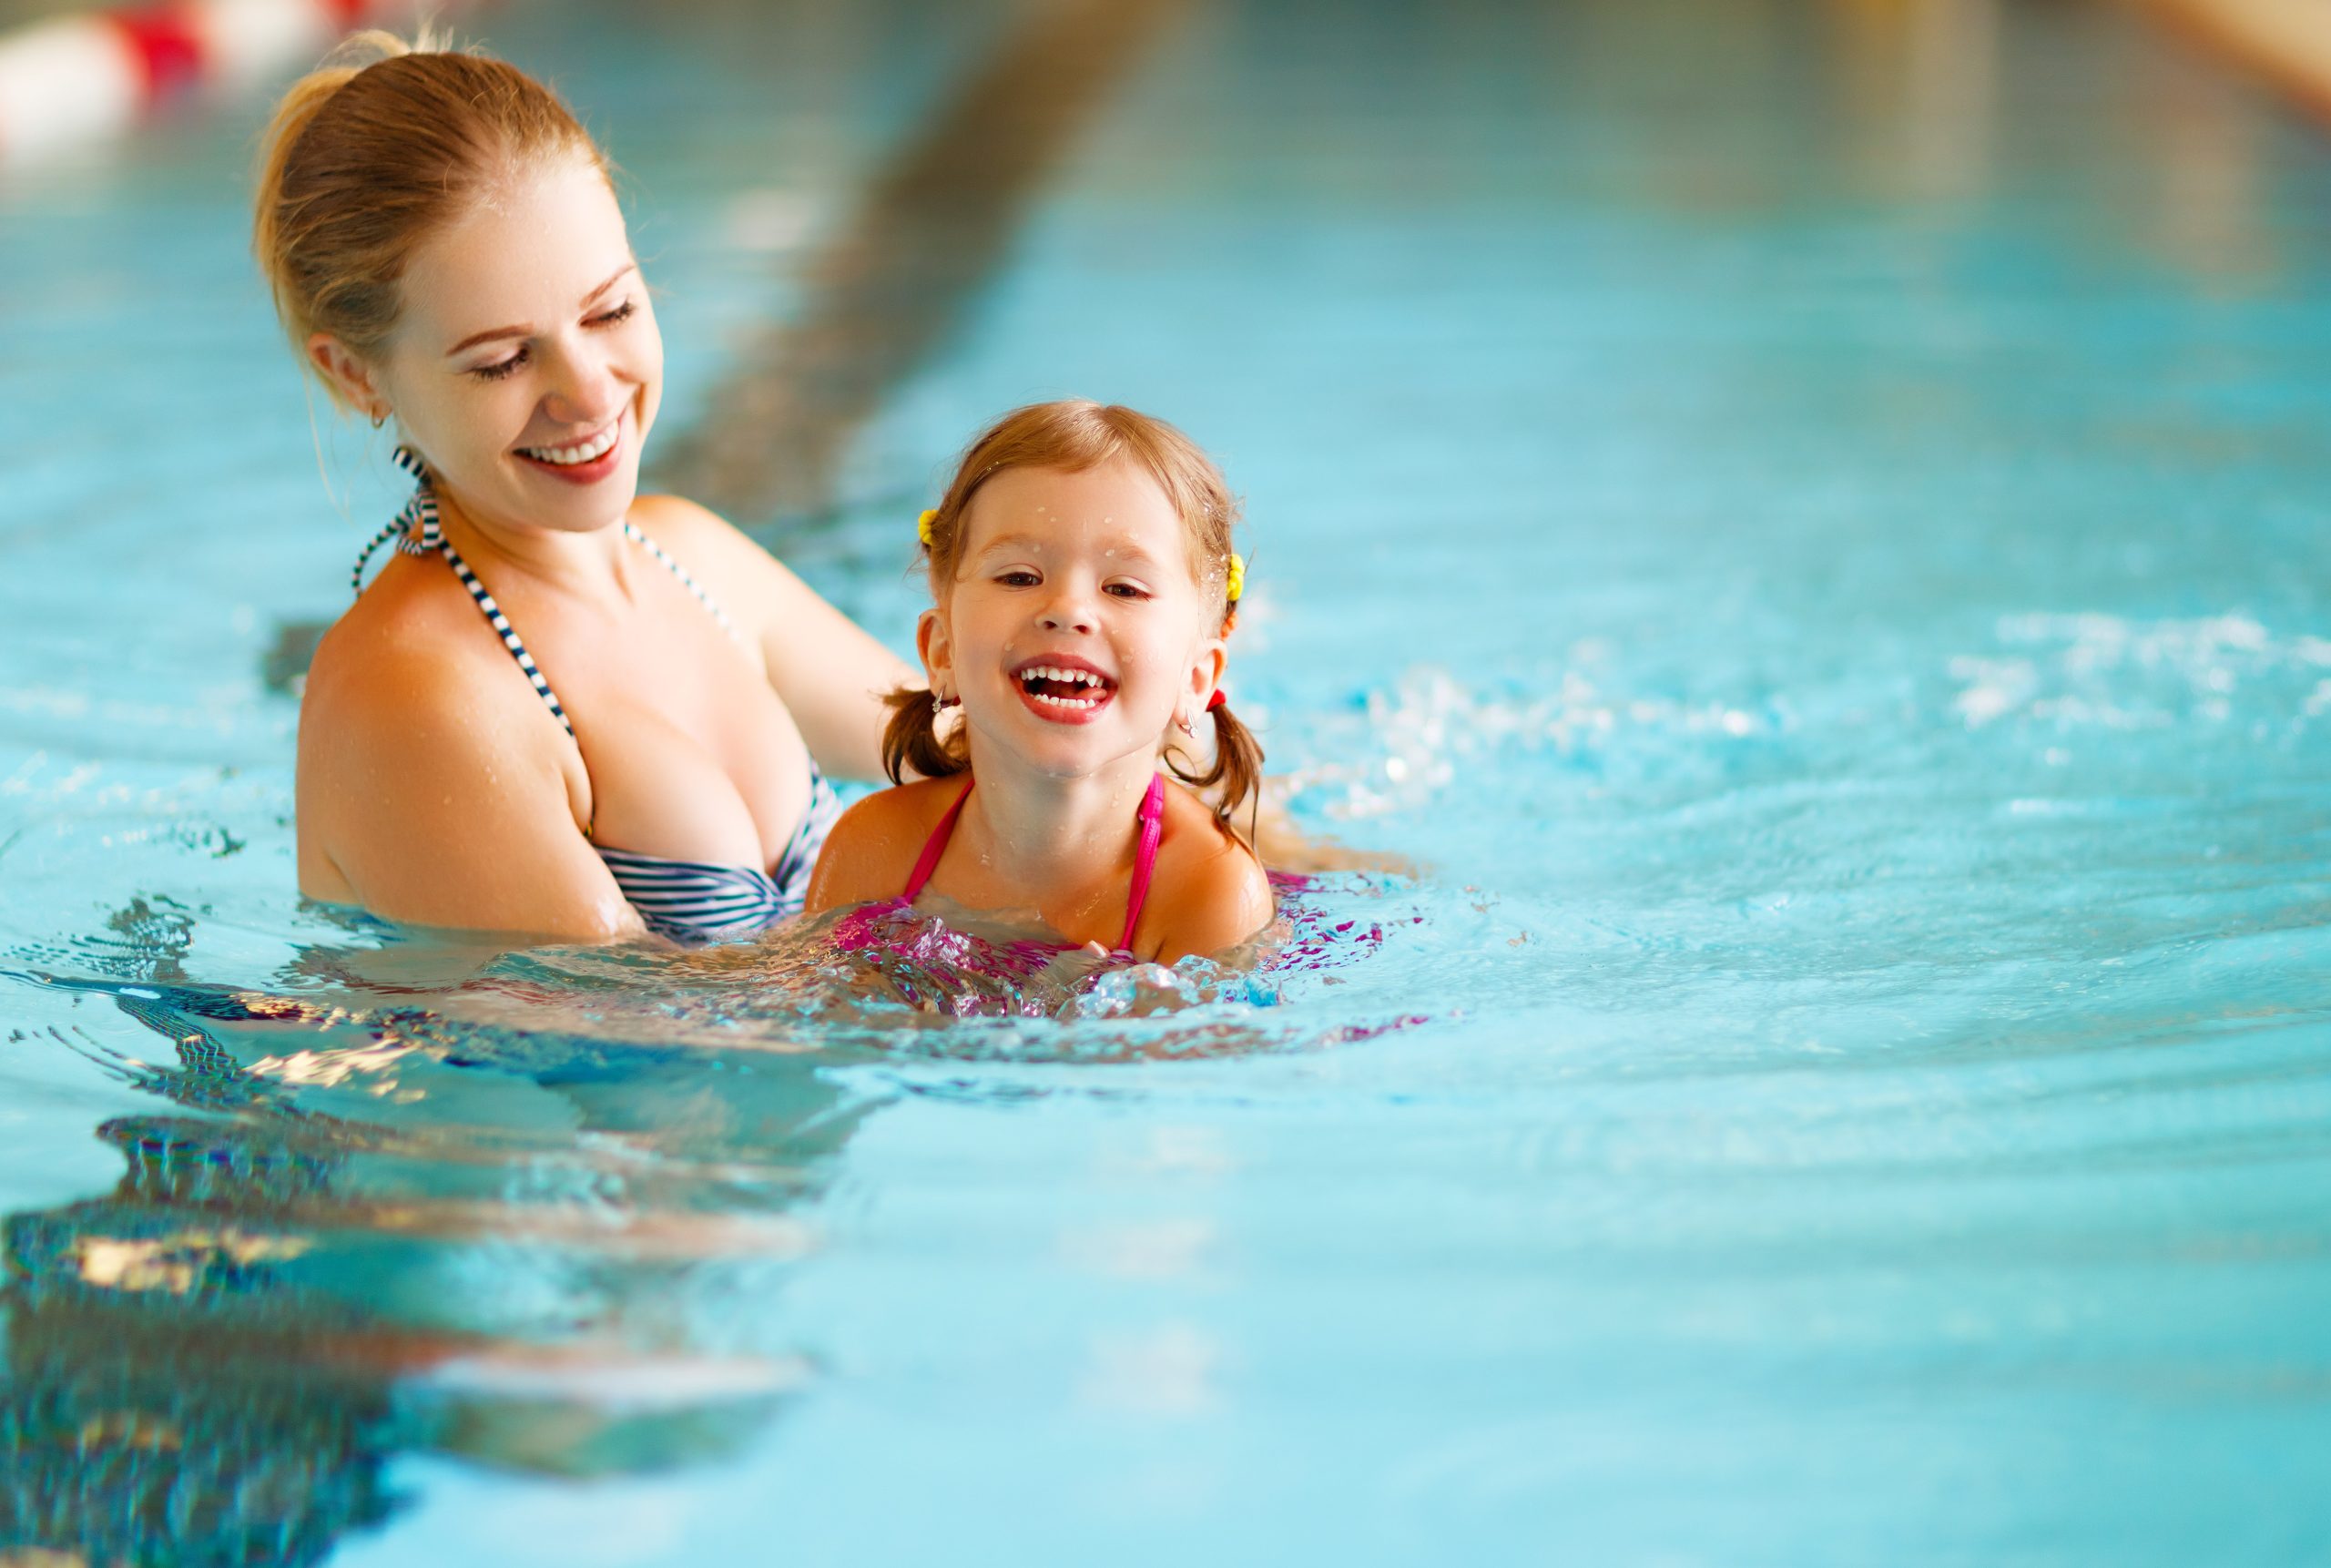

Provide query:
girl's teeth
left=521, top=422, right=619, bottom=465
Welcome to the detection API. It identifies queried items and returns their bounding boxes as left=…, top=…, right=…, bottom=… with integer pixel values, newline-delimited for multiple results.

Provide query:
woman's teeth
left=518, top=422, right=619, bottom=465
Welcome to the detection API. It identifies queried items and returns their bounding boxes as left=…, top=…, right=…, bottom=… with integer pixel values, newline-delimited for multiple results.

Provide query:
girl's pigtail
left=881, top=686, right=969, bottom=785
left=1173, top=698, right=1265, bottom=840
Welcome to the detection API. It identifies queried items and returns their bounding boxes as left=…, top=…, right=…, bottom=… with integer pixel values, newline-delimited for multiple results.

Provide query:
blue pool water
left=5, top=1, right=2331, bottom=1562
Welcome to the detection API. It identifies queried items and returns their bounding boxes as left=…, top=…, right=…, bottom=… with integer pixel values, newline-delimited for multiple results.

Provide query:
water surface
left=5, top=1, right=2331, bottom=1563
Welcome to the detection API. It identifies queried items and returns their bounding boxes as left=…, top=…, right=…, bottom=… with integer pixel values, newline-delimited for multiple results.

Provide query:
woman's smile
left=513, top=406, right=629, bottom=487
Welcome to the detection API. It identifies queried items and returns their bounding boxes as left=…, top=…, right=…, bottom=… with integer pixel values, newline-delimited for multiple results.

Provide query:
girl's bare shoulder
left=1145, top=782, right=1273, bottom=961
left=807, top=776, right=970, bottom=912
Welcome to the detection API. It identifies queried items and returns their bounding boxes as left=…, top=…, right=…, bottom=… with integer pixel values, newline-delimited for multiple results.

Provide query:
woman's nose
left=540, top=338, right=625, bottom=426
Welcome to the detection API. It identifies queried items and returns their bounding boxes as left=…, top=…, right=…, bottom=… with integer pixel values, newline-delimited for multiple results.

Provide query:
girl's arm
left=633, top=495, right=916, bottom=781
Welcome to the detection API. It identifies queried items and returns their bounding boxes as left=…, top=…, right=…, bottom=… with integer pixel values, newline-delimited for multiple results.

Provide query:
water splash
left=1286, top=661, right=1779, bottom=820
left=1950, top=612, right=2331, bottom=734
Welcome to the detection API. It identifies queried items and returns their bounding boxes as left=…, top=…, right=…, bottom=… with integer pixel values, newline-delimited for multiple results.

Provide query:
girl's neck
left=956, top=739, right=1158, bottom=900
left=432, top=483, right=633, bottom=602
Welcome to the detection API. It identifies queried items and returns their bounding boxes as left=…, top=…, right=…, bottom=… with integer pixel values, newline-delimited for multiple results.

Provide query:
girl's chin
left=972, top=719, right=1167, bottom=779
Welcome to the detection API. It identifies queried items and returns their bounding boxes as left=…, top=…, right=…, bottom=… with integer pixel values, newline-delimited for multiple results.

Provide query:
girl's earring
left=372, top=408, right=389, bottom=431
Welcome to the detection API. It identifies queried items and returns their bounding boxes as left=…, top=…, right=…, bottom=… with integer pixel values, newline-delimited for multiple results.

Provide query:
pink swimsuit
left=900, top=771, right=1168, bottom=953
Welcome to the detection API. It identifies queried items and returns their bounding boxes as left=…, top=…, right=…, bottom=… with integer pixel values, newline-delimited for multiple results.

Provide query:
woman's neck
left=955, top=740, right=1157, bottom=903
left=431, top=483, right=633, bottom=602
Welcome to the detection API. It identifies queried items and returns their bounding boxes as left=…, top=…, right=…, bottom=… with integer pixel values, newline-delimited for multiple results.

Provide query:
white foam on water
left=1950, top=612, right=2331, bottom=732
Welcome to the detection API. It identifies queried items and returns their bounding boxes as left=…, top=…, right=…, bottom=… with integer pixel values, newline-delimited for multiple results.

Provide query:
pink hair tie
left=1206, top=690, right=1227, bottom=713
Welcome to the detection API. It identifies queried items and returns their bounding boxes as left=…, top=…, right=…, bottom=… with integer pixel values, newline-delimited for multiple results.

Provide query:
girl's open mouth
left=1012, top=660, right=1116, bottom=725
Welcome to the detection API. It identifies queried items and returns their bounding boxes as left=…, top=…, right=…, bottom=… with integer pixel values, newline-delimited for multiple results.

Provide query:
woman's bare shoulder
left=300, top=568, right=578, bottom=808
left=806, top=777, right=968, bottom=912
left=628, top=494, right=877, bottom=631
left=629, top=494, right=778, bottom=582
left=307, top=558, right=496, bottom=698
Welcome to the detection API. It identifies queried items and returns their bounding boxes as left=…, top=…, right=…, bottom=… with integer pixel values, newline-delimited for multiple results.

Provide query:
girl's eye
left=996, top=570, right=1041, bottom=587
left=1104, top=582, right=1151, bottom=600
left=469, top=350, right=527, bottom=382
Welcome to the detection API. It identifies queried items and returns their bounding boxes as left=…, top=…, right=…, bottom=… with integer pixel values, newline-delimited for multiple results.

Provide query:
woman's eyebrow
left=443, top=261, right=639, bottom=356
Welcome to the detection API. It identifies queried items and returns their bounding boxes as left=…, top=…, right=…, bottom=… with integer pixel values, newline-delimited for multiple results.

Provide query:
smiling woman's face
left=367, top=152, right=663, bottom=535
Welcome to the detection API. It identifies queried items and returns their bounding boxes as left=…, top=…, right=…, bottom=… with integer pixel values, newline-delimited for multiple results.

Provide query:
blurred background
left=4, top=1, right=2331, bottom=1564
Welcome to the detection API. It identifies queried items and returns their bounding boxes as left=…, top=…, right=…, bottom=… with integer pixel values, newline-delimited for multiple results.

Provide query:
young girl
left=804, top=401, right=1273, bottom=963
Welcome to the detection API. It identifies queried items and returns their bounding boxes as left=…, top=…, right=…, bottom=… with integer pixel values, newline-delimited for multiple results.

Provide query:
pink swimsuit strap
left=902, top=772, right=1168, bottom=953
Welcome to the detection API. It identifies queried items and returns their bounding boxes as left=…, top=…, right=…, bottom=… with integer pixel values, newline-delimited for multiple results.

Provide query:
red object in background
left=107, top=4, right=207, bottom=102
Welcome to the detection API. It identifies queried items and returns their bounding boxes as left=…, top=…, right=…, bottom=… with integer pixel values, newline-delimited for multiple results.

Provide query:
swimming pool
left=5, top=0, right=2331, bottom=1561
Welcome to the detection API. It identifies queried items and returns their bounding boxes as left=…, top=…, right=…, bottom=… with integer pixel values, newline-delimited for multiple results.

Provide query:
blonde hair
left=251, top=30, right=606, bottom=406
left=884, top=400, right=1262, bottom=833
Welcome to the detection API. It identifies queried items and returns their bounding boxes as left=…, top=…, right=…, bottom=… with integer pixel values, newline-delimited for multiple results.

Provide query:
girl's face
left=313, top=152, right=663, bottom=536
left=924, top=459, right=1226, bottom=780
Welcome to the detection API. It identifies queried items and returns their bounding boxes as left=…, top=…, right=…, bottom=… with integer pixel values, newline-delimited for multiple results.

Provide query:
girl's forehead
left=965, top=461, right=1183, bottom=548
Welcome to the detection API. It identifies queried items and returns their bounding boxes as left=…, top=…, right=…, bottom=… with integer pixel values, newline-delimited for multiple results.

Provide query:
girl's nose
left=1037, top=587, right=1096, bottom=635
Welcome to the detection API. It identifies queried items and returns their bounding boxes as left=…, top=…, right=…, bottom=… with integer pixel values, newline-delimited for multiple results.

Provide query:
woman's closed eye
left=465, top=300, right=640, bottom=382
left=469, top=351, right=528, bottom=382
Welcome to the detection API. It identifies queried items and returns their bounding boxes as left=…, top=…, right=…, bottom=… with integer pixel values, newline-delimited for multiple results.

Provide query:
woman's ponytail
left=251, top=29, right=603, bottom=397
left=881, top=686, right=969, bottom=785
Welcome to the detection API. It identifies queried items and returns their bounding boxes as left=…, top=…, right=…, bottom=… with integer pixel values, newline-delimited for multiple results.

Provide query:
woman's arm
left=634, top=495, right=916, bottom=781
left=298, top=644, right=645, bottom=941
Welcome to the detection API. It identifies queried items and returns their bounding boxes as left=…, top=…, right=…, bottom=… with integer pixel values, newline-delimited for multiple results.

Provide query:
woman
left=254, top=33, right=913, bottom=942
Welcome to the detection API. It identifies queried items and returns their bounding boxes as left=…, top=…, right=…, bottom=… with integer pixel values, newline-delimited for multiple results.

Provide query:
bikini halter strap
left=352, top=446, right=574, bottom=737
left=903, top=772, right=1168, bottom=953
left=349, top=447, right=748, bottom=743
left=1121, top=772, right=1167, bottom=952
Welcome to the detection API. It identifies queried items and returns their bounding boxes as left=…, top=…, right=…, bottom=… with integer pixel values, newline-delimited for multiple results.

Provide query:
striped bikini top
left=903, top=771, right=1168, bottom=954
left=352, top=448, right=841, bottom=943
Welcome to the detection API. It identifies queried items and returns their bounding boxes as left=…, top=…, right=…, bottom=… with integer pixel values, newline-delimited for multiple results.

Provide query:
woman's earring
left=932, top=691, right=958, bottom=713
left=371, top=408, right=388, bottom=431
left=1175, top=709, right=1196, bottom=738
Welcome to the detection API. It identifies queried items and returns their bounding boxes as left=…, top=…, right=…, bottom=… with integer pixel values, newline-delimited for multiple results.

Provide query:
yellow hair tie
left=917, top=509, right=938, bottom=547
left=1225, top=553, right=1246, bottom=603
